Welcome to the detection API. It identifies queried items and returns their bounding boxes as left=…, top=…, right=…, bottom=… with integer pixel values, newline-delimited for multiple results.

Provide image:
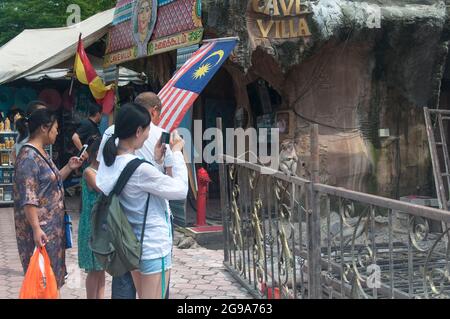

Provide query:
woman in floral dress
left=14, top=109, right=83, bottom=290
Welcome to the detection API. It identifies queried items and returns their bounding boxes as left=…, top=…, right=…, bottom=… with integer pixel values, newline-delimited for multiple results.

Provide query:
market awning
left=0, top=8, right=115, bottom=85
left=23, top=68, right=146, bottom=87
left=23, top=55, right=147, bottom=86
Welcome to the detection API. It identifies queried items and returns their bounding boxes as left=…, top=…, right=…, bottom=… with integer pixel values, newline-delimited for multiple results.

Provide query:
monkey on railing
left=279, top=139, right=299, bottom=176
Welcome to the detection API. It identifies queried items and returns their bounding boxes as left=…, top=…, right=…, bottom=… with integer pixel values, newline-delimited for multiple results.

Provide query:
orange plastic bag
left=19, top=247, right=59, bottom=299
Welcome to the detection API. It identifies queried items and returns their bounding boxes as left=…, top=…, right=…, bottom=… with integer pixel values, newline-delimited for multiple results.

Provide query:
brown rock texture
left=201, top=0, right=450, bottom=197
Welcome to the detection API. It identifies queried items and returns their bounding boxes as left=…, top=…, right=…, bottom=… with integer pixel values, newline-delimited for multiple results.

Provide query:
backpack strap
left=140, top=195, right=150, bottom=257
left=112, top=158, right=145, bottom=196
left=111, top=157, right=153, bottom=258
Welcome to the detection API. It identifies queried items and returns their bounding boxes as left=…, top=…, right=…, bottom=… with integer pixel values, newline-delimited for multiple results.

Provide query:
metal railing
left=218, top=123, right=450, bottom=299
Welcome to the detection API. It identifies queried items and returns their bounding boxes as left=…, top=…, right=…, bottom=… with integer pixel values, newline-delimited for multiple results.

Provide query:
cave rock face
left=203, top=0, right=449, bottom=196
left=206, top=0, right=448, bottom=77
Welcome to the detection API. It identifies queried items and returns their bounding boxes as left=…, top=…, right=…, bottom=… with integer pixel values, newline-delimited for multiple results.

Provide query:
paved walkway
left=0, top=206, right=253, bottom=299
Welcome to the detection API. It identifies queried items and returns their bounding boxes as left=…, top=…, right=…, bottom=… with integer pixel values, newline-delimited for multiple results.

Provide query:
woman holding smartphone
left=97, top=103, right=188, bottom=299
left=14, top=109, right=84, bottom=291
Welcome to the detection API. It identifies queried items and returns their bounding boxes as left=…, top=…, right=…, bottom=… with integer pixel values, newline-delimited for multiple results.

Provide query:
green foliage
left=0, top=0, right=117, bottom=46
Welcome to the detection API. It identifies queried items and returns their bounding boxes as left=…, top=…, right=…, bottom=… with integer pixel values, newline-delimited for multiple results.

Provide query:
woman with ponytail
left=96, top=103, right=188, bottom=299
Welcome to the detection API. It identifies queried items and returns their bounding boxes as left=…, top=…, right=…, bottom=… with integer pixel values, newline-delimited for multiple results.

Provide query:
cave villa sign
left=250, top=0, right=312, bottom=40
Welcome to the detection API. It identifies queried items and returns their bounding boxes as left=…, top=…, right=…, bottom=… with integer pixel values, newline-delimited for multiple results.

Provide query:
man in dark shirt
left=72, top=104, right=102, bottom=151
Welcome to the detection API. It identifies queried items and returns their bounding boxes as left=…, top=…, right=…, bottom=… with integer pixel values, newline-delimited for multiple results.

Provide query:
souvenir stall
left=0, top=112, right=18, bottom=204
left=0, top=65, right=146, bottom=200
left=104, top=0, right=204, bottom=226
left=0, top=8, right=147, bottom=202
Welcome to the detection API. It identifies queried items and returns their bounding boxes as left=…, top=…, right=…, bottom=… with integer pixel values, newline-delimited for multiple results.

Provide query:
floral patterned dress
left=14, top=145, right=66, bottom=289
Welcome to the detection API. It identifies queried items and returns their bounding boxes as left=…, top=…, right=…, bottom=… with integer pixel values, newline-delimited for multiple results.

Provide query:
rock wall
left=203, top=0, right=450, bottom=197
left=282, top=40, right=376, bottom=192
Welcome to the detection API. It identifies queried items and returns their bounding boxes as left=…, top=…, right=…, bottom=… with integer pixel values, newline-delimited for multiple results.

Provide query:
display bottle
left=2, top=152, right=7, bottom=165
left=5, top=118, right=10, bottom=132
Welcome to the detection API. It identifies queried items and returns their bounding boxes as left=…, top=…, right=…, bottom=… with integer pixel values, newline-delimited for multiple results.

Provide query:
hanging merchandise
left=4, top=117, right=11, bottom=132
left=76, top=86, right=95, bottom=114
left=14, top=88, right=38, bottom=111
left=39, top=89, right=62, bottom=111
left=0, top=87, right=14, bottom=112
left=62, top=88, right=75, bottom=111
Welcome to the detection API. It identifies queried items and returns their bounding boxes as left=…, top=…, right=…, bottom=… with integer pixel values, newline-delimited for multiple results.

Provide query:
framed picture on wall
left=256, top=114, right=274, bottom=144
left=275, top=110, right=295, bottom=139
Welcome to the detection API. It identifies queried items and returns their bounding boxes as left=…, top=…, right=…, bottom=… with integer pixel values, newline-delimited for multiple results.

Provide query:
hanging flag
left=74, top=34, right=115, bottom=114
left=158, top=37, right=238, bottom=132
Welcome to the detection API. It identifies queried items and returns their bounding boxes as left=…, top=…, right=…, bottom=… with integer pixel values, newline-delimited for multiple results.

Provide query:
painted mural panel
left=105, top=0, right=203, bottom=66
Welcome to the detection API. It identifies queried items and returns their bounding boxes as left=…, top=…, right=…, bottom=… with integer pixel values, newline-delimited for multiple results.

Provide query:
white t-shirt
left=97, top=123, right=174, bottom=171
left=96, top=152, right=188, bottom=259
left=97, top=123, right=176, bottom=217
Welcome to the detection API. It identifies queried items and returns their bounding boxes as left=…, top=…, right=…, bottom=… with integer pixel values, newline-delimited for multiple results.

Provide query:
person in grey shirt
left=11, top=101, right=48, bottom=165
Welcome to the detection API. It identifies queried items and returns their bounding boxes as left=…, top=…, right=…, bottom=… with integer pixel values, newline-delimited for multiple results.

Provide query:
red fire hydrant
left=196, top=167, right=212, bottom=227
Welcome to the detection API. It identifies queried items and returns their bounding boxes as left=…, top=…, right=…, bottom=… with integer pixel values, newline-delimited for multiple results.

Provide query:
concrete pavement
left=0, top=205, right=253, bottom=299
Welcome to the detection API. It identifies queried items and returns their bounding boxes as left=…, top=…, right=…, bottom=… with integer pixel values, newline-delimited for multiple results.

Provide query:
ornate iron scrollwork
left=423, top=227, right=450, bottom=298
left=222, top=158, right=450, bottom=299
left=409, top=216, right=432, bottom=252
left=250, top=197, right=265, bottom=286
left=229, top=165, right=244, bottom=274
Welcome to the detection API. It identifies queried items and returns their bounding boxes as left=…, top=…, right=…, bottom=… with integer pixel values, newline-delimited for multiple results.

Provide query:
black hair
left=27, top=100, right=48, bottom=115
left=9, top=108, right=24, bottom=126
left=103, top=102, right=151, bottom=167
left=88, top=104, right=102, bottom=117
left=16, top=118, right=28, bottom=143
left=27, top=108, right=58, bottom=138
left=87, top=136, right=101, bottom=164
left=16, top=100, right=48, bottom=143
left=9, top=108, right=24, bottom=121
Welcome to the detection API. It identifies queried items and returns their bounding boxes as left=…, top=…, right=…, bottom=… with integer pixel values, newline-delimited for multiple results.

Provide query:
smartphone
left=161, top=132, right=170, bottom=145
left=78, top=144, right=88, bottom=159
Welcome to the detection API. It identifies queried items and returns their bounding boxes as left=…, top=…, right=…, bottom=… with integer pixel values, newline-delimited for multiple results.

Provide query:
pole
left=68, top=76, right=75, bottom=96
left=308, top=124, right=322, bottom=298
left=217, top=117, right=230, bottom=262
left=203, top=36, right=239, bottom=43
left=70, top=33, right=82, bottom=97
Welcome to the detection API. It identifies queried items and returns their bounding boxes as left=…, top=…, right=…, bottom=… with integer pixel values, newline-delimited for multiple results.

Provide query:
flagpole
left=70, top=33, right=82, bottom=96
left=68, top=75, right=75, bottom=96
left=202, top=36, right=239, bottom=43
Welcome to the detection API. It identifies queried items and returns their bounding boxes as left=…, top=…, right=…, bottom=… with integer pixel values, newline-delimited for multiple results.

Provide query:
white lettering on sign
left=66, top=4, right=81, bottom=26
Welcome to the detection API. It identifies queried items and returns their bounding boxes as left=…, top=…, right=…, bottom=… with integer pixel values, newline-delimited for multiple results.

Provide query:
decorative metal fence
left=218, top=124, right=450, bottom=299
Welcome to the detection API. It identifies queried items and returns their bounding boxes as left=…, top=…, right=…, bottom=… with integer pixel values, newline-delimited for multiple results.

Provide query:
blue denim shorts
left=140, top=253, right=172, bottom=275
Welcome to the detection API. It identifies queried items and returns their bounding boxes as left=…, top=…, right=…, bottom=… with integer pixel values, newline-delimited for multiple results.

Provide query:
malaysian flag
left=158, top=38, right=238, bottom=132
